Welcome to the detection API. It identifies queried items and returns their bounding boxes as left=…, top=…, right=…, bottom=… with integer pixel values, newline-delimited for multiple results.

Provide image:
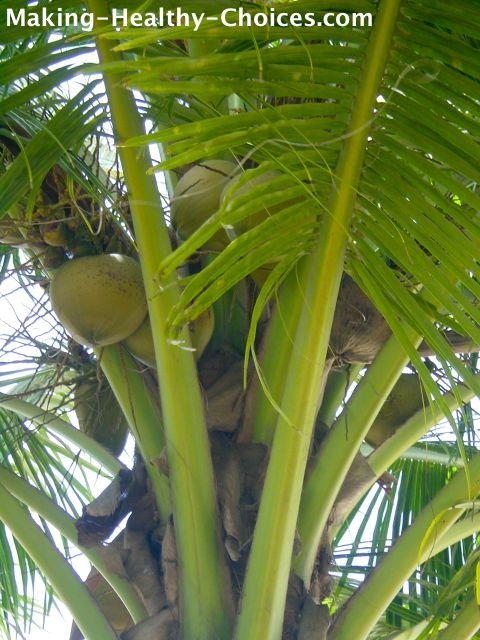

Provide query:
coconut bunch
left=0, top=137, right=136, bottom=271
left=46, top=156, right=404, bottom=456
left=170, top=159, right=308, bottom=286
left=24, top=157, right=301, bottom=369
left=45, top=157, right=395, bottom=372
left=170, top=160, right=399, bottom=365
left=171, top=160, right=305, bottom=247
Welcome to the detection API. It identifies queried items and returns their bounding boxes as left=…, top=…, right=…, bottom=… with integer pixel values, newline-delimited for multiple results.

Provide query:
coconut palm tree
left=0, top=1, right=480, bottom=638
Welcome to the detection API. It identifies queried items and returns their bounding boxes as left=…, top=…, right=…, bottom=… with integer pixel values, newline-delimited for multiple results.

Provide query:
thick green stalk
left=0, top=481, right=118, bottom=640
left=388, top=619, right=437, bottom=639
left=0, top=466, right=147, bottom=624
left=368, top=381, right=477, bottom=475
left=436, top=597, right=480, bottom=639
left=328, top=452, right=480, bottom=640
left=235, top=4, right=402, bottom=638
left=295, top=329, right=421, bottom=584
left=419, top=513, right=480, bottom=563
left=89, top=7, right=231, bottom=636
left=397, top=445, right=467, bottom=468
left=250, top=268, right=306, bottom=444
left=98, top=346, right=170, bottom=520
left=316, top=365, right=363, bottom=428
left=0, top=392, right=121, bottom=476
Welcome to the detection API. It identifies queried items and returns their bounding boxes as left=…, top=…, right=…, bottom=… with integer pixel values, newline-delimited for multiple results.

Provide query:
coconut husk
left=309, top=543, right=334, bottom=606
left=69, top=543, right=132, bottom=640
left=297, top=599, right=331, bottom=640
left=211, top=434, right=244, bottom=561
left=75, top=463, right=147, bottom=546
left=307, top=452, right=378, bottom=604
left=161, top=517, right=179, bottom=612
left=124, top=529, right=166, bottom=616
left=233, top=442, right=269, bottom=553
left=325, top=453, right=377, bottom=539
left=366, top=373, right=424, bottom=447
left=329, top=276, right=391, bottom=366
left=204, top=361, right=245, bottom=432
left=283, top=575, right=305, bottom=639
left=126, top=490, right=157, bottom=533
left=121, top=609, right=178, bottom=640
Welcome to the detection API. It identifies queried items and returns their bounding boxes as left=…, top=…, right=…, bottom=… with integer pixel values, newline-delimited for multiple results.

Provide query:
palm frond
left=85, top=2, right=480, bottom=397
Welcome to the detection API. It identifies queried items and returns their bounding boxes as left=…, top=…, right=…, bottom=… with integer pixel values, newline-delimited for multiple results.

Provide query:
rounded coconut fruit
left=223, top=170, right=281, bottom=234
left=330, top=277, right=391, bottom=365
left=124, top=307, right=215, bottom=366
left=49, top=254, right=147, bottom=347
left=171, top=160, right=238, bottom=250
left=122, top=316, right=156, bottom=367
left=222, top=170, right=304, bottom=233
left=366, top=373, right=424, bottom=447
left=221, top=170, right=303, bottom=285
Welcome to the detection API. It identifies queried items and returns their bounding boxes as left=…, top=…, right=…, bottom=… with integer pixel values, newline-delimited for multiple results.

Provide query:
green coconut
left=221, top=170, right=304, bottom=285
left=124, top=308, right=215, bottom=366
left=222, top=170, right=282, bottom=234
left=366, top=373, right=424, bottom=447
left=49, top=254, right=147, bottom=347
left=189, top=307, right=215, bottom=360
left=171, top=160, right=238, bottom=250
left=122, top=316, right=156, bottom=367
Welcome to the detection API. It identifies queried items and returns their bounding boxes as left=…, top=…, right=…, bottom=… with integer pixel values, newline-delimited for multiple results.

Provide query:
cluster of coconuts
left=171, top=160, right=295, bottom=281
left=49, top=159, right=299, bottom=360
left=0, top=208, right=131, bottom=270
left=49, top=253, right=214, bottom=364
left=0, top=216, right=65, bottom=268
left=0, top=162, right=134, bottom=272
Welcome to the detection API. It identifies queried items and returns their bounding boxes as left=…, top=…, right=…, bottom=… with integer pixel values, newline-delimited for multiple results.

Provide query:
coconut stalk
left=96, top=345, right=170, bottom=520
left=316, top=365, right=363, bottom=429
left=0, top=466, right=147, bottom=625
left=235, top=3, right=402, bottom=638
left=87, top=4, right=232, bottom=637
left=0, top=480, right=118, bottom=640
left=0, top=392, right=122, bottom=476
left=435, top=597, right=480, bottom=640
left=247, top=266, right=309, bottom=445
left=368, top=380, right=477, bottom=475
left=294, top=328, right=422, bottom=586
left=329, top=452, right=480, bottom=640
